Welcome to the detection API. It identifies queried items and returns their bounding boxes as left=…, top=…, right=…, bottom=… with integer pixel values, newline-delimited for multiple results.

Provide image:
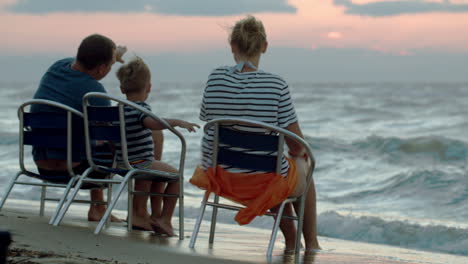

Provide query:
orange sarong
left=189, top=158, right=297, bottom=225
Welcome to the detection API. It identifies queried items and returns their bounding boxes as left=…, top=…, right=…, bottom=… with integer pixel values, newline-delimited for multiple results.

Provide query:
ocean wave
left=308, top=135, right=468, bottom=162
left=318, top=211, right=468, bottom=256
left=324, top=169, right=468, bottom=221
left=0, top=132, right=18, bottom=145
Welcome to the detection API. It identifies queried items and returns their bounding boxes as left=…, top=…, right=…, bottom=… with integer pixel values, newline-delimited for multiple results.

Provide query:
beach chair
left=53, top=92, right=186, bottom=240
left=189, top=118, right=315, bottom=259
left=0, top=99, right=109, bottom=224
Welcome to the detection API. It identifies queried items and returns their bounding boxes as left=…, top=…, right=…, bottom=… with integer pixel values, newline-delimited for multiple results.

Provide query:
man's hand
left=116, top=46, right=127, bottom=63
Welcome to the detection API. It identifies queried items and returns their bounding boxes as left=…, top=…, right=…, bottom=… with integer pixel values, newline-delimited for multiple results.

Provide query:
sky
left=0, top=0, right=467, bottom=82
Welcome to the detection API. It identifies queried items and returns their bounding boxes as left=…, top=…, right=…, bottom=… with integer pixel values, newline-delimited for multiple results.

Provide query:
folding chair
left=189, top=118, right=315, bottom=259
left=53, top=92, right=186, bottom=240
left=0, top=99, right=107, bottom=224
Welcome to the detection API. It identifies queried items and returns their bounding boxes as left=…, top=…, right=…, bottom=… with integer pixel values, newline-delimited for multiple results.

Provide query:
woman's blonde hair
left=116, top=56, right=151, bottom=94
left=229, top=15, right=267, bottom=58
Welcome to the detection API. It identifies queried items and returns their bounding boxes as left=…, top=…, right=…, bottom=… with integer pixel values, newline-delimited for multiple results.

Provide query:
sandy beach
left=1, top=199, right=467, bottom=264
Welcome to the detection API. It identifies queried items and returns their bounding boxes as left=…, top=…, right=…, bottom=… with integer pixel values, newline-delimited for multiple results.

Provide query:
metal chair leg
left=0, top=172, right=21, bottom=211
left=208, top=194, right=219, bottom=244
left=49, top=177, right=77, bottom=224
left=53, top=169, right=91, bottom=226
left=267, top=201, right=287, bottom=258
left=95, top=172, right=134, bottom=235
left=127, top=178, right=133, bottom=231
left=295, top=197, right=306, bottom=258
left=106, top=178, right=113, bottom=227
left=179, top=179, right=184, bottom=240
left=39, top=186, right=46, bottom=216
left=189, top=192, right=209, bottom=248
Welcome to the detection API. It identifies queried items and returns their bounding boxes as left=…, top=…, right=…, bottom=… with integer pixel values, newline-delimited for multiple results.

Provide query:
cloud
left=7, top=0, right=296, bottom=16
left=333, top=0, right=468, bottom=17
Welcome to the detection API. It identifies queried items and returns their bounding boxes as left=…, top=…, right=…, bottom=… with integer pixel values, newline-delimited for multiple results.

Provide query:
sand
left=1, top=199, right=467, bottom=264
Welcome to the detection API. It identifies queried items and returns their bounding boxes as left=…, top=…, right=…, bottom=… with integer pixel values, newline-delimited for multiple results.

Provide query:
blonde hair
left=116, top=56, right=151, bottom=94
left=229, top=15, right=267, bottom=58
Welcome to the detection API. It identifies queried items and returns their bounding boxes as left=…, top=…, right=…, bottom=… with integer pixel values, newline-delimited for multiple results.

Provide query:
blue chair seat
left=24, top=171, right=105, bottom=190
left=96, top=166, right=179, bottom=182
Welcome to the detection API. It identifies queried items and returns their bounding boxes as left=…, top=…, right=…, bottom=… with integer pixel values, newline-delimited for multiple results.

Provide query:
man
left=31, top=34, right=126, bottom=221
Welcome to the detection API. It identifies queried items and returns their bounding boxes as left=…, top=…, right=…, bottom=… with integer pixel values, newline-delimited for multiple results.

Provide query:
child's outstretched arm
left=143, top=117, right=200, bottom=132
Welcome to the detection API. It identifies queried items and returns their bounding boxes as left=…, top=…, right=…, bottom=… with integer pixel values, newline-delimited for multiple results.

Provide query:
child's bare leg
left=150, top=130, right=164, bottom=218
left=150, top=182, right=164, bottom=218
left=132, top=179, right=152, bottom=230
left=148, top=160, right=179, bottom=236
left=162, top=181, right=179, bottom=222
left=292, top=157, right=320, bottom=251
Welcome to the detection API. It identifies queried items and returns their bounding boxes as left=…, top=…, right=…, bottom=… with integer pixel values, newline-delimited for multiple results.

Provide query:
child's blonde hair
left=229, top=15, right=267, bottom=58
left=116, top=56, right=151, bottom=94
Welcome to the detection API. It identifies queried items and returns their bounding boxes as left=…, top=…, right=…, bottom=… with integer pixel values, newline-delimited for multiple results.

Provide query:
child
left=116, top=56, right=199, bottom=236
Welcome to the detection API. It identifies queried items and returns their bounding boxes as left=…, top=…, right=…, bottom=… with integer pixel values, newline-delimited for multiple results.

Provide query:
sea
left=0, top=81, right=467, bottom=257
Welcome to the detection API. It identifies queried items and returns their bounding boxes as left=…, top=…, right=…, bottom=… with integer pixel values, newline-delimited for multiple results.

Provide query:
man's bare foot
left=88, top=213, right=123, bottom=222
left=88, top=207, right=123, bottom=222
left=150, top=217, right=175, bottom=236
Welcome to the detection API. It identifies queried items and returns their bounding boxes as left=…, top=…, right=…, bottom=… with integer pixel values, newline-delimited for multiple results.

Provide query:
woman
left=191, top=15, right=320, bottom=252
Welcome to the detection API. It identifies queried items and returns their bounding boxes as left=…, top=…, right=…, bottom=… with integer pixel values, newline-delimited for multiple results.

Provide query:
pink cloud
left=0, top=0, right=467, bottom=54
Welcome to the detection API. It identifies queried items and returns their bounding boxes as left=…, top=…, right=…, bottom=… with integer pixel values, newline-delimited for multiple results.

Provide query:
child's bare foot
left=131, top=215, right=153, bottom=231
left=150, top=217, right=175, bottom=236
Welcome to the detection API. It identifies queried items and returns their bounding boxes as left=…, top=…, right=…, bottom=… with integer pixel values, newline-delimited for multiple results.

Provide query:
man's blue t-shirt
left=31, top=57, right=110, bottom=161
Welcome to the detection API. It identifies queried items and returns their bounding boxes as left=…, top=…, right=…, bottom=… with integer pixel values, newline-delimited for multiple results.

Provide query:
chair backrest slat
left=23, top=112, right=67, bottom=129
left=86, top=106, right=121, bottom=142
left=87, top=106, right=120, bottom=122
left=23, top=131, right=67, bottom=148
left=89, top=126, right=121, bottom=141
left=218, top=148, right=277, bottom=172
left=214, top=126, right=281, bottom=174
left=218, top=127, right=278, bottom=152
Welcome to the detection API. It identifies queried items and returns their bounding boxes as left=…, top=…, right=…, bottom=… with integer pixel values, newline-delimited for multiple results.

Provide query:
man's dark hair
left=76, top=34, right=116, bottom=70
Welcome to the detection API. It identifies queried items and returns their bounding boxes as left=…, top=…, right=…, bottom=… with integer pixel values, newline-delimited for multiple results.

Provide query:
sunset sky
left=1, top=0, right=467, bottom=82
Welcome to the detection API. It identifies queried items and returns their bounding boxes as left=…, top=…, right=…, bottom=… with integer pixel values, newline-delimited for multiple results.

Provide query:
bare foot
left=88, top=207, right=123, bottom=222
left=131, top=215, right=152, bottom=231
left=150, top=218, right=175, bottom=236
left=305, top=248, right=321, bottom=256
left=88, top=213, right=123, bottom=222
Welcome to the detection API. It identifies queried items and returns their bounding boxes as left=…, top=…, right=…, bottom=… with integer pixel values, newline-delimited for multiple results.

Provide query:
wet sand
left=1, top=199, right=467, bottom=264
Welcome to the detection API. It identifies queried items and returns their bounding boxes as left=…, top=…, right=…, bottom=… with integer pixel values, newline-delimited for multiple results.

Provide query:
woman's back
left=200, top=64, right=298, bottom=175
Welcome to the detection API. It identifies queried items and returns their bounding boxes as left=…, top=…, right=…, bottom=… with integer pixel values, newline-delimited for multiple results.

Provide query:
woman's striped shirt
left=115, top=101, right=154, bottom=163
left=200, top=65, right=298, bottom=176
